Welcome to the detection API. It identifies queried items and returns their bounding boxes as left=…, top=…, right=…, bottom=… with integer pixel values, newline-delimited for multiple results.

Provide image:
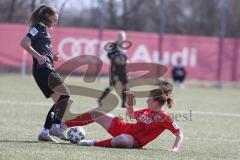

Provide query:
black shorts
left=110, top=73, right=128, bottom=86
left=32, top=68, right=63, bottom=98
left=173, top=76, right=185, bottom=83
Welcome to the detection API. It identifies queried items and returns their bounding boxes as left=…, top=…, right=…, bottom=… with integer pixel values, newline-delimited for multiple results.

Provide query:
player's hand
left=53, top=53, right=60, bottom=62
left=37, top=55, right=46, bottom=65
left=124, top=91, right=135, bottom=100
left=124, top=91, right=135, bottom=107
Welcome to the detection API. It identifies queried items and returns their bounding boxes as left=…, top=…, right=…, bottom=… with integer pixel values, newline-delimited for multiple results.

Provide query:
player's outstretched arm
left=124, top=91, right=135, bottom=118
left=171, top=131, right=183, bottom=152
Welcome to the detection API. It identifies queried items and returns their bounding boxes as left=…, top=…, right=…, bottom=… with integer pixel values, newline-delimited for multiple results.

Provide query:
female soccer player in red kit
left=65, top=81, right=183, bottom=151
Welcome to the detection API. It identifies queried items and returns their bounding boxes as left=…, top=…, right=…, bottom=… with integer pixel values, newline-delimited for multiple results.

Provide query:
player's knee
left=116, top=134, right=134, bottom=148
left=120, top=136, right=130, bottom=146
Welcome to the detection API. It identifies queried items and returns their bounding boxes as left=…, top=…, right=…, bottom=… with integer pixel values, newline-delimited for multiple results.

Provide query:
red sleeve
left=164, top=116, right=181, bottom=134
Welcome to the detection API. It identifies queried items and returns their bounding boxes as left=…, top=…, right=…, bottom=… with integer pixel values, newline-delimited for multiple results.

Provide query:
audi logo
left=58, top=37, right=132, bottom=60
left=58, top=38, right=99, bottom=60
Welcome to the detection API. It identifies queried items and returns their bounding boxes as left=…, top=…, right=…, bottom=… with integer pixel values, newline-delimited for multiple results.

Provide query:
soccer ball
left=67, top=127, right=86, bottom=144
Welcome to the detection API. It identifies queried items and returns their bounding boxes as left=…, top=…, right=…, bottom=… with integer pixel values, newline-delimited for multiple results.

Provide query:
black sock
left=43, top=104, right=55, bottom=129
left=53, top=95, right=70, bottom=124
left=121, top=89, right=127, bottom=108
left=99, top=88, right=111, bottom=101
left=53, top=113, right=61, bottom=124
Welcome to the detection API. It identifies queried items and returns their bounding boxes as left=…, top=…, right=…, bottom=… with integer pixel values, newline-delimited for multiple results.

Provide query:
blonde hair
left=149, top=81, right=174, bottom=108
left=29, top=4, right=58, bottom=27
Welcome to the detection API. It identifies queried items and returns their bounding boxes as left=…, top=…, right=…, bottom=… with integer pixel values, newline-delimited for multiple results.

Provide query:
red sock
left=65, top=112, right=94, bottom=127
left=94, top=138, right=113, bottom=147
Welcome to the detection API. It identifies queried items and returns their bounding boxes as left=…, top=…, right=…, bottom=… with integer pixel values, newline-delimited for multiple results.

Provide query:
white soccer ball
left=67, top=127, right=86, bottom=144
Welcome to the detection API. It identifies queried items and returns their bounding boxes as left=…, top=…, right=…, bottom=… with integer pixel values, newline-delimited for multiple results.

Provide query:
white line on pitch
left=0, top=100, right=240, bottom=117
left=184, top=136, right=240, bottom=142
left=0, top=100, right=51, bottom=106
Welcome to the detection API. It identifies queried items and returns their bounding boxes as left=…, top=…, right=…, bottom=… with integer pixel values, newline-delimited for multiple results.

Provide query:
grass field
left=0, top=74, right=240, bottom=160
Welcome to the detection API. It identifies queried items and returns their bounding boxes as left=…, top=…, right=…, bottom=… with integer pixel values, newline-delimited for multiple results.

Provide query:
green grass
left=0, top=74, right=240, bottom=160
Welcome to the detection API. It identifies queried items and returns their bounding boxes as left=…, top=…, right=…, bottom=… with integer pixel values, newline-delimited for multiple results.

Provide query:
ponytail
left=149, top=81, right=175, bottom=108
left=166, top=96, right=175, bottom=108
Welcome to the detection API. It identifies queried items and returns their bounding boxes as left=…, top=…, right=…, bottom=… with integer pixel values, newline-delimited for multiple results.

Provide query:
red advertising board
left=0, top=23, right=239, bottom=81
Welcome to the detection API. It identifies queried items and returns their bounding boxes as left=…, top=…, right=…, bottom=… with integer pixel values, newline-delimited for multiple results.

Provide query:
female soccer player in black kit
left=98, top=31, right=128, bottom=108
left=20, top=4, right=70, bottom=142
left=172, top=57, right=186, bottom=88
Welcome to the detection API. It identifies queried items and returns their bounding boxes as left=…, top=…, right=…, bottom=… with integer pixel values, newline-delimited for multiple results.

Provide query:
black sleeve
left=107, top=52, right=112, bottom=59
left=26, top=26, right=40, bottom=40
left=172, top=67, right=176, bottom=76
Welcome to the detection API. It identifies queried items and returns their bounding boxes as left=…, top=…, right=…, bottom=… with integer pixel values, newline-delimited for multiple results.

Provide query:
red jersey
left=125, top=108, right=180, bottom=147
left=109, top=108, right=180, bottom=146
left=67, top=107, right=181, bottom=148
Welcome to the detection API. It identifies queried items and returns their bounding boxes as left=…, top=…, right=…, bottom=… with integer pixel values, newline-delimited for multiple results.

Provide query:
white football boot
left=50, top=122, right=68, bottom=140
left=38, top=132, right=59, bottom=143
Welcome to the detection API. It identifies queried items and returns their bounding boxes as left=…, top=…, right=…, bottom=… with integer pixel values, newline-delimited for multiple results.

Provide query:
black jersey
left=108, top=49, right=127, bottom=75
left=172, top=65, right=186, bottom=78
left=27, top=23, right=54, bottom=70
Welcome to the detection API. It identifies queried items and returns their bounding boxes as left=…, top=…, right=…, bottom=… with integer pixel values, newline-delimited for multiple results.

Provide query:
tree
left=0, top=0, right=240, bottom=38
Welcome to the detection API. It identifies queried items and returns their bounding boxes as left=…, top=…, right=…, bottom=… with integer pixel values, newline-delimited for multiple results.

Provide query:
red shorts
left=107, top=117, right=142, bottom=148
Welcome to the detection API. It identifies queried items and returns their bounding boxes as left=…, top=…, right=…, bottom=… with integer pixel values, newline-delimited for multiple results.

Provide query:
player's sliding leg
left=91, top=111, right=115, bottom=130
left=76, top=111, right=137, bottom=148
left=77, top=111, right=115, bottom=147
left=79, top=134, right=135, bottom=148
left=65, top=111, right=113, bottom=128
left=111, top=134, right=134, bottom=148
left=65, top=112, right=94, bottom=127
